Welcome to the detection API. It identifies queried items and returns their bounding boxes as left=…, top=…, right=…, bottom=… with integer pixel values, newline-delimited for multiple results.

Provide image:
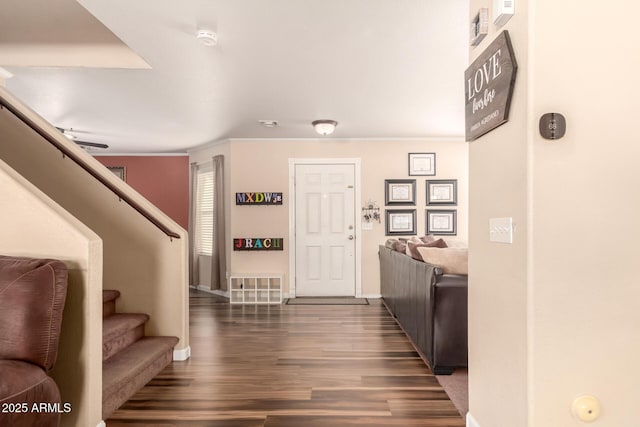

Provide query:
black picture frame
left=107, top=166, right=126, bottom=181
left=426, top=209, right=457, bottom=236
left=385, top=209, right=417, bottom=236
left=408, top=152, right=436, bottom=176
left=426, top=179, right=458, bottom=205
left=385, top=179, right=417, bottom=205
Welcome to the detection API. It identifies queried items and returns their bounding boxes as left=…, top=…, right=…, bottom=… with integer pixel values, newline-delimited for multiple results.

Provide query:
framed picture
left=408, top=153, right=436, bottom=176
left=470, top=8, right=489, bottom=46
left=385, top=179, right=416, bottom=205
left=426, top=209, right=457, bottom=235
left=107, top=166, right=126, bottom=181
left=426, top=179, right=457, bottom=205
left=385, top=209, right=417, bottom=236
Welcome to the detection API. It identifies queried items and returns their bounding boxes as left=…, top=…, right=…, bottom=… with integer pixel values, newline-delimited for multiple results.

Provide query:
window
left=195, top=166, right=214, bottom=256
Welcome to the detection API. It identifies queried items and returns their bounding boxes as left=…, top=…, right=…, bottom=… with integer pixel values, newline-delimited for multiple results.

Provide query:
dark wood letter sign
left=465, top=30, right=517, bottom=141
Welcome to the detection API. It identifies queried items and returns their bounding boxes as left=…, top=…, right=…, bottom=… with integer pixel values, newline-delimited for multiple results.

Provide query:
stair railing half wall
left=0, top=93, right=181, bottom=240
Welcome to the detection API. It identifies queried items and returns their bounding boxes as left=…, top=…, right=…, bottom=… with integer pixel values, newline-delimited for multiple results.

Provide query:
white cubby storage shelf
left=229, top=274, right=283, bottom=304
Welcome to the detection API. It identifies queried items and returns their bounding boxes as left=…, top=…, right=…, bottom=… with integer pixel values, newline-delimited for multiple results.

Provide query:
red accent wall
left=95, top=156, right=189, bottom=230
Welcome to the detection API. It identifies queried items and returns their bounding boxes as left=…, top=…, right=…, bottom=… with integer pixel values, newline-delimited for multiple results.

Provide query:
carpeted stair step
left=102, top=336, right=178, bottom=419
left=103, top=290, right=121, bottom=318
left=103, top=313, right=149, bottom=362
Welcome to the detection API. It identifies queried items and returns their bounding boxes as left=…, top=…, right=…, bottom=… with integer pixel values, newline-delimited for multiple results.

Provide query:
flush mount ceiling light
left=312, top=119, right=338, bottom=136
left=196, top=29, right=218, bottom=46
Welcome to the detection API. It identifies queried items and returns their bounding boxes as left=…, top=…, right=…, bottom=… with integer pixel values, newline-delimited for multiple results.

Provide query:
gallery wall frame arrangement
left=385, top=209, right=417, bottom=236
left=385, top=179, right=416, bottom=205
left=408, top=153, right=436, bottom=176
left=426, top=179, right=458, bottom=205
left=426, top=209, right=457, bottom=236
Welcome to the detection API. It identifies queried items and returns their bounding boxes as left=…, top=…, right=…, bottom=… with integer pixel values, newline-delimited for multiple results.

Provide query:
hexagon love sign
left=465, top=30, right=518, bottom=141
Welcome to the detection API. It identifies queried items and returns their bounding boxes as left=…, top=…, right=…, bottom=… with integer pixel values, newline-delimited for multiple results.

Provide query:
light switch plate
left=362, top=222, right=373, bottom=230
left=489, top=217, right=513, bottom=243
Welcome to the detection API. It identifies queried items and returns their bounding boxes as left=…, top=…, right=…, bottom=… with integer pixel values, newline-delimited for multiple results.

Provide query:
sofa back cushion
left=0, top=256, right=68, bottom=372
left=416, top=247, right=468, bottom=275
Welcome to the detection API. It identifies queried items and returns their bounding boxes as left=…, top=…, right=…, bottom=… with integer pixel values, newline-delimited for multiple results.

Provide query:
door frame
left=288, top=158, right=362, bottom=298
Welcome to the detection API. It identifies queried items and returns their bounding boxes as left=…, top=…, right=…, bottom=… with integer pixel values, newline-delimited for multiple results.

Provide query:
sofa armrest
left=432, top=275, right=468, bottom=370
left=0, top=256, right=69, bottom=372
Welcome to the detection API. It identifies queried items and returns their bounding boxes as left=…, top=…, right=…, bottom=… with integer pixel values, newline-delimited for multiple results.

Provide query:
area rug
left=286, top=297, right=369, bottom=305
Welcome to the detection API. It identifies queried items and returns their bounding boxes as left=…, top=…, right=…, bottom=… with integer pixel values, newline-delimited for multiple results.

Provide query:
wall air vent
left=493, top=0, right=514, bottom=27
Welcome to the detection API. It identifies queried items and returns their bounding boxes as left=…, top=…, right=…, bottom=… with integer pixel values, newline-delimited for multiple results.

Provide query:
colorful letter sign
left=236, top=192, right=283, bottom=205
left=233, top=238, right=284, bottom=251
left=465, top=30, right=517, bottom=141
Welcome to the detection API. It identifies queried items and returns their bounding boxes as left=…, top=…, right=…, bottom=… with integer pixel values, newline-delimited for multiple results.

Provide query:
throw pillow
left=444, top=239, right=468, bottom=248
left=420, top=234, right=437, bottom=244
left=406, top=238, right=448, bottom=261
left=394, top=241, right=407, bottom=253
left=405, top=236, right=423, bottom=256
left=384, top=238, right=399, bottom=249
left=416, top=247, right=468, bottom=275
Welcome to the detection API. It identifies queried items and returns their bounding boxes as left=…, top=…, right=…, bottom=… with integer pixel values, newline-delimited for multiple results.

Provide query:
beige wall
left=0, top=159, right=103, bottom=427
left=467, top=0, right=530, bottom=425
left=191, top=138, right=468, bottom=296
left=529, top=1, right=640, bottom=425
left=468, top=0, right=640, bottom=426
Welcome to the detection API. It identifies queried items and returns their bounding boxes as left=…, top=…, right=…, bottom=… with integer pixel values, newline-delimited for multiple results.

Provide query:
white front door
left=294, top=163, right=356, bottom=296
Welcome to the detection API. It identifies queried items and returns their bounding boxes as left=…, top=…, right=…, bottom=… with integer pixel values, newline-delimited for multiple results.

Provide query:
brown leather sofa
left=0, top=255, right=69, bottom=427
left=379, top=245, right=467, bottom=375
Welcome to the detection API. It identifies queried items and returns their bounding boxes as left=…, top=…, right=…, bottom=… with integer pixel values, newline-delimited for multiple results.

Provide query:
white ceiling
left=2, top=0, right=469, bottom=153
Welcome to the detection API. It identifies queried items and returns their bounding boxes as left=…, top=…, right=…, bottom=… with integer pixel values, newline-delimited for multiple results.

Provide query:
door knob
left=348, top=235, right=354, bottom=240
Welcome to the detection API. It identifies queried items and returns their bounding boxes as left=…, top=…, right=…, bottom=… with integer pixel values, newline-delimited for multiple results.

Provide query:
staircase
left=102, top=290, right=179, bottom=419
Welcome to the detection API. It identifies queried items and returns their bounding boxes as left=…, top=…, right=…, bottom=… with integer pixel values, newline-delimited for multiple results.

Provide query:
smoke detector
left=197, top=29, right=217, bottom=46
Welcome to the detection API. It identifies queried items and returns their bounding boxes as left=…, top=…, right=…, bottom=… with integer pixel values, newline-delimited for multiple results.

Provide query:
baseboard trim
left=192, top=285, right=229, bottom=298
left=467, top=412, right=480, bottom=427
left=173, top=345, right=191, bottom=361
left=97, top=421, right=106, bottom=427
left=284, top=293, right=378, bottom=300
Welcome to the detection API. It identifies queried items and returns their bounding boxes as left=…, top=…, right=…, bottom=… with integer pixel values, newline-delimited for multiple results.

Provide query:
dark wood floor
left=106, top=291, right=464, bottom=426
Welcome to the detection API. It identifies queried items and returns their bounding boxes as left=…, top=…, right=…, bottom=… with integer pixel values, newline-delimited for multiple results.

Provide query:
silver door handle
left=348, top=235, right=354, bottom=240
